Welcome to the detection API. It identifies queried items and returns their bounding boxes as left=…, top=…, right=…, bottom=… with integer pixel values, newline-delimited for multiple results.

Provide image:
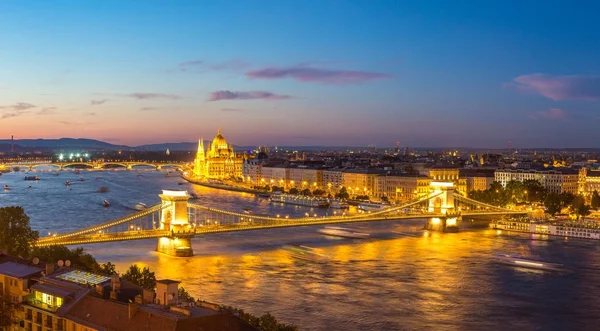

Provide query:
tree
left=30, top=246, right=101, bottom=272
left=591, top=191, right=600, bottom=209
left=544, top=193, right=562, bottom=216
left=300, top=188, right=311, bottom=196
left=288, top=188, right=299, bottom=194
left=259, top=313, right=278, bottom=331
left=0, top=206, right=39, bottom=257
left=335, top=187, right=350, bottom=200
left=0, top=295, right=18, bottom=330
left=523, top=179, right=547, bottom=203
left=312, top=189, right=325, bottom=196
left=571, top=195, right=591, bottom=221
left=122, top=264, right=156, bottom=291
left=178, top=286, right=194, bottom=302
left=97, top=262, right=118, bottom=276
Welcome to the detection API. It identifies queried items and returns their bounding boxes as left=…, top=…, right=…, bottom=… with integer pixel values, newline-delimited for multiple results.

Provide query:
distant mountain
left=0, top=138, right=128, bottom=151
left=135, top=142, right=198, bottom=151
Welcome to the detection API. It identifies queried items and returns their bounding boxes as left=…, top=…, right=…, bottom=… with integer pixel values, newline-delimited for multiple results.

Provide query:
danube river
left=1, top=169, right=600, bottom=330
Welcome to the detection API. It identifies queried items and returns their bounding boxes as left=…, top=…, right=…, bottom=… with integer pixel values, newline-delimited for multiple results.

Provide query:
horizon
left=2, top=1, right=600, bottom=148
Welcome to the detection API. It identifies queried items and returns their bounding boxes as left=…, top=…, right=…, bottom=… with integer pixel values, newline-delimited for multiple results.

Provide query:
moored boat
left=358, top=202, right=391, bottom=211
left=24, top=175, right=40, bottom=181
left=318, top=226, right=370, bottom=239
left=491, top=219, right=600, bottom=240
left=329, top=199, right=349, bottom=209
left=282, top=244, right=330, bottom=263
left=270, top=193, right=329, bottom=208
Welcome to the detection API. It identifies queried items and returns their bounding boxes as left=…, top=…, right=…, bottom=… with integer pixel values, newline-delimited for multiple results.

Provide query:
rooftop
left=57, top=269, right=112, bottom=286
left=157, top=279, right=181, bottom=285
left=0, top=261, right=43, bottom=278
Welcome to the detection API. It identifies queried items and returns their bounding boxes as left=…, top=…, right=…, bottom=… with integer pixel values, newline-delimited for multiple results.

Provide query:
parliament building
left=193, top=129, right=244, bottom=179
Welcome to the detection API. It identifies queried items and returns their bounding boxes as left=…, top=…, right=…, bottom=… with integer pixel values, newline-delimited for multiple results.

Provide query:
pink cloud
left=208, top=90, right=291, bottom=102
left=528, top=108, right=567, bottom=120
left=246, top=66, right=392, bottom=85
left=511, top=74, right=600, bottom=101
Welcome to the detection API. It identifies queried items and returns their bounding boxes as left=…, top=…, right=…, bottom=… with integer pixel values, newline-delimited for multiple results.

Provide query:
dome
left=211, top=128, right=229, bottom=150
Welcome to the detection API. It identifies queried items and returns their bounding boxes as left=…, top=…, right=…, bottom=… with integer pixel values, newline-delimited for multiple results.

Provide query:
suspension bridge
left=34, top=182, right=527, bottom=256
left=0, top=160, right=185, bottom=171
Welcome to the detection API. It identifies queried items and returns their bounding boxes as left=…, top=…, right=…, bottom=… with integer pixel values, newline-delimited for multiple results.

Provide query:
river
left=1, top=169, right=599, bottom=330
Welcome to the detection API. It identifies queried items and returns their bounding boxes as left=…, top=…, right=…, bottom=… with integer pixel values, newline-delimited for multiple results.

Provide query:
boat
left=134, top=203, right=147, bottom=211
left=189, top=193, right=199, bottom=199
left=65, top=181, right=71, bottom=186
left=75, top=170, right=81, bottom=175
left=329, top=199, right=349, bottom=209
left=270, top=193, right=330, bottom=208
left=491, top=219, right=600, bottom=240
left=24, top=175, right=40, bottom=181
left=243, top=207, right=252, bottom=214
left=178, top=182, right=186, bottom=185
left=3, top=185, right=9, bottom=190
left=282, top=244, right=330, bottom=263
left=257, top=193, right=271, bottom=198
left=318, top=226, right=369, bottom=239
left=54, top=172, right=60, bottom=176
left=493, top=253, right=564, bottom=271
left=79, top=177, right=85, bottom=182
left=99, top=186, right=109, bottom=193
left=358, top=202, right=391, bottom=211
left=103, top=200, right=110, bottom=207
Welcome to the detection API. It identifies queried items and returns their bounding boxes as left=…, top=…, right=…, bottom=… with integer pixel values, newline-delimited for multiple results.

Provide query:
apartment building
left=494, top=168, right=579, bottom=194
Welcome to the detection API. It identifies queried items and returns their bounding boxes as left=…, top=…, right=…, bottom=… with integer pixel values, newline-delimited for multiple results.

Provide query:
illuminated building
left=578, top=168, right=600, bottom=197
left=460, top=169, right=496, bottom=192
left=193, top=129, right=244, bottom=180
left=494, top=168, right=578, bottom=194
left=374, top=173, right=431, bottom=202
left=323, top=169, right=344, bottom=193
left=0, top=254, right=255, bottom=331
left=288, top=167, right=323, bottom=190
left=342, top=169, right=378, bottom=197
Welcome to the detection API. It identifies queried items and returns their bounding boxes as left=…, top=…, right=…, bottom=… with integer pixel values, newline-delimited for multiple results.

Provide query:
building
left=342, top=169, right=379, bottom=197
left=494, top=168, right=579, bottom=194
left=260, top=165, right=289, bottom=187
left=0, top=254, right=256, bottom=331
left=374, top=173, right=431, bottom=202
left=428, top=166, right=467, bottom=194
left=578, top=168, right=600, bottom=197
left=193, top=129, right=244, bottom=180
left=460, top=169, right=496, bottom=192
left=323, top=168, right=344, bottom=193
left=288, top=166, right=323, bottom=190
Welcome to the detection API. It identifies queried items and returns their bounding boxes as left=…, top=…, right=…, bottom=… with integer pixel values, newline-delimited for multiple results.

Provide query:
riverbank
left=182, top=175, right=265, bottom=194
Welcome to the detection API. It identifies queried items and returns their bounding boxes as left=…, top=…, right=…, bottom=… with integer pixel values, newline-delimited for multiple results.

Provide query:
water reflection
left=2, top=170, right=600, bottom=330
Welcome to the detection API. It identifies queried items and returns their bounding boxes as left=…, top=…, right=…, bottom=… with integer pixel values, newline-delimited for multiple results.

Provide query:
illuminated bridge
left=0, top=160, right=186, bottom=171
left=34, top=182, right=527, bottom=256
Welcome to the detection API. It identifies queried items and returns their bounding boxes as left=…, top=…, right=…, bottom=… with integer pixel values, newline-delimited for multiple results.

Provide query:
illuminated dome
left=211, top=128, right=229, bottom=150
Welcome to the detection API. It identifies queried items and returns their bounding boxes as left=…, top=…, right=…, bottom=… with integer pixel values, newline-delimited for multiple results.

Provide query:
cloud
left=510, top=74, right=600, bottom=101
left=91, top=99, right=108, bottom=105
left=124, top=93, right=180, bottom=100
left=0, top=102, right=36, bottom=111
left=139, top=107, right=160, bottom=111
left=0, top=102, right=35, bottom=118
left=528, top=108, right=567, bottom=120
left=37, top=107, right=57, bottom=115
left=246, top=66, right=392, bottom=85
left=59, top=120, right=72, bottom=125
left=86, top=112, right=96, bottom=116
left=208, top=90, right=291, bottom=102
left=179, top=59, right=250, bottom=72
left=221, top=108, right=244, bottom=112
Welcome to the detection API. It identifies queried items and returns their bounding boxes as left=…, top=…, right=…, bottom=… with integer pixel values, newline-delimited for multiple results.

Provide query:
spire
left=217, top=127, right=221, bottom=135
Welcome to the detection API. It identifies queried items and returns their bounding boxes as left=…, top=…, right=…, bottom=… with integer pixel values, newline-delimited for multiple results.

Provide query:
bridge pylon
left=427, top=182, right=460, bottom=232
left=156, top=189, right=194, bottom=257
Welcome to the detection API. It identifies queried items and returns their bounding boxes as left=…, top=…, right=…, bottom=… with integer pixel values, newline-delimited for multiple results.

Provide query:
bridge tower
left=427, top=182, right=460, bottom=232
left=156, top=189, right=194, bottom=257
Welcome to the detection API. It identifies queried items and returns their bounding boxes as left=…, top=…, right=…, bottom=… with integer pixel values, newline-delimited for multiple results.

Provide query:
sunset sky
left=1, top=0, right=600, bottom=148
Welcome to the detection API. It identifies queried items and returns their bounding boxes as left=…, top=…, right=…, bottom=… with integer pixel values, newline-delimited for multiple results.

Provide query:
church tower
left=193, top=138, right=206, bottom=178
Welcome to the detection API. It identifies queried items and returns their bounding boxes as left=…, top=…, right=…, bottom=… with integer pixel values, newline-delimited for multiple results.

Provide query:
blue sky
left=1, top=0, right=599, bottom=148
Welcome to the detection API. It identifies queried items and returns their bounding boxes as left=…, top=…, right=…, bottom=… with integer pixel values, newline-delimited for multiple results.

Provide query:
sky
left=1, top=0, right=600, bottom=148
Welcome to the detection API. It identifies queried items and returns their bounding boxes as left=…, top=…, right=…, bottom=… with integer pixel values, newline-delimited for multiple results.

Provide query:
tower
left=193, top=138, right=206, bottom=178
left=156, top=190, right=193, bottom=257
left=10, top=135, right=14, bottom=153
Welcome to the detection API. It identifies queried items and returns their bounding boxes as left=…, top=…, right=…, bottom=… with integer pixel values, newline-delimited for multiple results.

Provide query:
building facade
left=494, top=168, right=579, bottom=194
left=288, top=167, right=323, bottom=190
left=342, top=169, right=378, bottom=197
left=374, top=174, right=431, bottom=202
left=428, top=167, right=467, bottom=194
left=193, top=129, right=244, bottom=180
left=323, top=169, right=344, bottom=193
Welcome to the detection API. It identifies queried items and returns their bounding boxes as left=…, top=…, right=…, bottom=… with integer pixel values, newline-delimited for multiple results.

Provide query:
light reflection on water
left=1, top=169, right=600, bottom=330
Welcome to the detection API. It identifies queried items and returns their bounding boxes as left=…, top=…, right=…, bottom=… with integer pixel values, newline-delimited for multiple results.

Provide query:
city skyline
left=2, top=0, right=600, bottom=148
